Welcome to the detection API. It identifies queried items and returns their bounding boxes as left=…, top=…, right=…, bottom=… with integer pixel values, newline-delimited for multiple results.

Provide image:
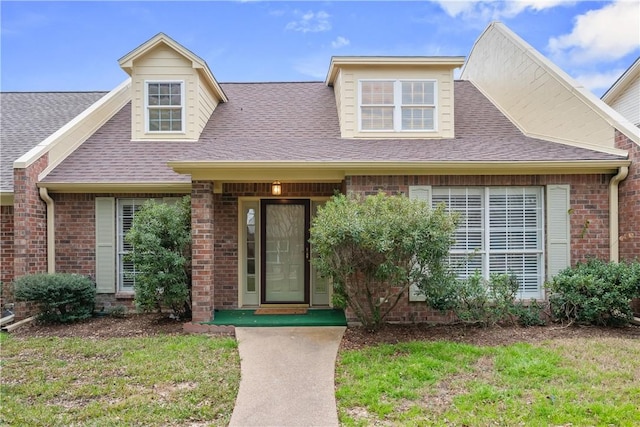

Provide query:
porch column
left=191, top=181, right=215, bottom=322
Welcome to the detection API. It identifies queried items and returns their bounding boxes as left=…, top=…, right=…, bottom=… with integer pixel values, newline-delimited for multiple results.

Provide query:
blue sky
left=1, top=1, right=638, bottom=96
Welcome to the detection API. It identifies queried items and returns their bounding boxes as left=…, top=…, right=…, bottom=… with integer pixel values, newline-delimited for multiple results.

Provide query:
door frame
left=259, top=199, right=311, bottom=304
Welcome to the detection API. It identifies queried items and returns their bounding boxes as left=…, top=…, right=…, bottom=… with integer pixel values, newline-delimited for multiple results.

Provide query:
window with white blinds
left=117, top=199, right=148, bottom=292
left=359, top=80, right=436, bottom=131
left=432, top=187, right=544, bottom=298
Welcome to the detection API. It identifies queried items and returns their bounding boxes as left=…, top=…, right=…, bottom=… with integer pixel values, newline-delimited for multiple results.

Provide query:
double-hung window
left=360, top=80, right=436, bottom=131
left=146, top=81, right=184, bottom=132
left=431, top=187, right=544, bottom=298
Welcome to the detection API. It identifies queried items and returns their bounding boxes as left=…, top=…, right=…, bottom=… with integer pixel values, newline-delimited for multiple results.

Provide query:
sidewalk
left=229, top=326, right=346, bottom=427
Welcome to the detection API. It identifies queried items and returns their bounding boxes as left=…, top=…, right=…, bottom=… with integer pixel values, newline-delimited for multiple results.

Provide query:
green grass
left=0, top=334, right=240, bottom=426
left=336, top=337, right=640, bottom=426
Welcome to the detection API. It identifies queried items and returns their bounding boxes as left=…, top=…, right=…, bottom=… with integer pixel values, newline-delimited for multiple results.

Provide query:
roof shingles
left=0, top=92, right=106, bottom=192
left=41, top=81, right=625, bottom=185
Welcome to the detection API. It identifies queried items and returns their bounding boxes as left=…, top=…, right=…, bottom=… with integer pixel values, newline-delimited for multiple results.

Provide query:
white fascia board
left=326, top=56, right=466, bottom=85
left=14, top=79, right=132, bottom=171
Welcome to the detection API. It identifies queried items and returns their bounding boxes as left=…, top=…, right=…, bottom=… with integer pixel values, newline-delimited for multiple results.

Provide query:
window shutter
left=546, top=185, right=570, bottom=280
left=95, top=197, right=116, bottom=293
left=408, top=186, right=431, bottom=301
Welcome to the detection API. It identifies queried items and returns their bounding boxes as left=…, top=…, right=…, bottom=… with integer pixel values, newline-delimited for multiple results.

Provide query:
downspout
left=609, top=166, right=629, bottom=263
left=39, top=187, right=55, bottom=273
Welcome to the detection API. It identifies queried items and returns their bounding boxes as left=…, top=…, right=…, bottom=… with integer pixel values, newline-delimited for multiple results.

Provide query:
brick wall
left=191, top=181, right=215, bottom=322
left=53, top=192, right=186, bottom=276
left=346, top=174, right=612, bottom=263
left=13, top=156, right=49, bottom=279
left=615, top=130, right=640, bottom=261
left=1, top=204, right=14, bottom=309
left=344, top=173, right=614, bottom=322
left=12, top=156, right=49, bottom=318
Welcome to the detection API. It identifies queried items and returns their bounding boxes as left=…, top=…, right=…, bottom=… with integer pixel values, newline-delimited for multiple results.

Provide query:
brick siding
left=191, top=181, right=215, bottom=322
left=1, top=205, right=14, bottom=309
left=12, top=156, right=49, bottom=318
left=615, top=130, right=640, bottom=261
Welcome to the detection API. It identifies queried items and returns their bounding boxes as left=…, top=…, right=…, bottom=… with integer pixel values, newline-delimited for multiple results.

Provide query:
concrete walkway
left=229, top=326, right=346, bottom=427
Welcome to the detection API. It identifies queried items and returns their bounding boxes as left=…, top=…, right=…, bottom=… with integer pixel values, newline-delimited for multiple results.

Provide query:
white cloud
left=331, top=36, right=350, bottom=49
left=285, top=10, right=331, bottom=33
left=548, top=0, right=640, bottom=63
left=573, top=68, right=627, bottom=93
left=431, top=0, right=573, bottom=20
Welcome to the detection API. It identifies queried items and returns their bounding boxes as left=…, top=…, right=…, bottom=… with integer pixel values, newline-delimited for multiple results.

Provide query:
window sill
left=115, top=292, right=135, bottom=300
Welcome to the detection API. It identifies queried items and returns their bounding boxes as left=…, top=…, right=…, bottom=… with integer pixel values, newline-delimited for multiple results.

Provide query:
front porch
left=189, top=181, right=343, bottom=322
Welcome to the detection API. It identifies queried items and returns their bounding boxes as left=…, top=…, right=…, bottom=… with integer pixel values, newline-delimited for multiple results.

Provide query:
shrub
left=310, top=192, right=459, bottom=331
left=13, top=273, right=96, bottom=323
left=125, top=196, right=191, bottom=319
left=547, top=259, right=640, bottom=326
left=511, top=299, right=547, bottom=327
left=454, top=272, right=547, bottom=327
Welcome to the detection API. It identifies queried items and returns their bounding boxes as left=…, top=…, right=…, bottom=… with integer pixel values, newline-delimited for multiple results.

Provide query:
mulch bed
left=8, top=313, right=640, bottom=349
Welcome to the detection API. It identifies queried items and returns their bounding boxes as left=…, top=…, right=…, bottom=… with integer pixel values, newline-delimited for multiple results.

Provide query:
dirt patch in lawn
left=9, top=313, right=186, bottom=338
left=7, top=313, right=640, bottom=348
left=339, top=322, right=640, bottom=350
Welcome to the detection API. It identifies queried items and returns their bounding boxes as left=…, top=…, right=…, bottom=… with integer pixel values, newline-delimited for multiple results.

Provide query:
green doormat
left=206, top=309, right=347, bottom=327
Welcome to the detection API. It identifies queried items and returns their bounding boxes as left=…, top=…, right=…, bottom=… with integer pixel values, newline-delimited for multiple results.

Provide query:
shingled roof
left=41, top=81, right=626, bottom=185
left=0, top=92, right=107, bottom=192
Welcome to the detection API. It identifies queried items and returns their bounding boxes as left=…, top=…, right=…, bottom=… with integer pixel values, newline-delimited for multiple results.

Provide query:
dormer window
left=359, top=80, right=436, bottom=132
left=146, top=81, right=184, bottom=133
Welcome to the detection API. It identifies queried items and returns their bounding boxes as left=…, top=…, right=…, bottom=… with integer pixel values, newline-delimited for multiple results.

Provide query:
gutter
left=39, top=187, right=55, bottom=273
left=609, top=166, right=629, bottom=262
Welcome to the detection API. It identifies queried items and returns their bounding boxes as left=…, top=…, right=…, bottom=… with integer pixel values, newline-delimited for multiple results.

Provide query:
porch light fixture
left=271, top=181, right=282, bottom=196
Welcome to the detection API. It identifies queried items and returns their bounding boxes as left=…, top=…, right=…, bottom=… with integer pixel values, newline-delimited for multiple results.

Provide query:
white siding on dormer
left=130, top=44, right=219, bottom=141
left=334, top=66, right=455, bottom=139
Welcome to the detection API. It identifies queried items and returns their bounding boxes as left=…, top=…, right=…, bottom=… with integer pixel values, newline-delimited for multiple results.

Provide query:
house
left=1, top=22, right=638, bottom=324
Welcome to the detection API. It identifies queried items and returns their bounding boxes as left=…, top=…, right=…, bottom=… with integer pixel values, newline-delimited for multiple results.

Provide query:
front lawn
left=0, top=334, right=240, bottom=426
left=336, top=333, right=640, bottom=426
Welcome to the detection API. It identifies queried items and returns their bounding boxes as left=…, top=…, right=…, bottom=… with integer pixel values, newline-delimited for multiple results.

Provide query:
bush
left=13, top=273, right=96, bottom=323
left=454, top=272, right=547, bottom=327
left=125, top=196, right=191, bottom=319
left=547, top=259, right=640, bottom=326
left=310, top=192, right=459, bottom=331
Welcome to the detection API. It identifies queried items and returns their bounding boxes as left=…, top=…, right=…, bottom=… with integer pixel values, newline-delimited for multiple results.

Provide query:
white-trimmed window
left=432, top=187, right=544, bottom=298
left=117, top=198, right=148, bottom=292
left=146, top=81, right=184, bottom=132
left=359, top=80, right=436, bottom=132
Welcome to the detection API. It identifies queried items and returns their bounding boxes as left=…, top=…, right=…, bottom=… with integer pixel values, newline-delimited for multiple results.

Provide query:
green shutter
left=95, top=197, right=116, bottom=293
left=408, top=186, right=432, bottom=302
left=546, top=185, right=571, bottom=280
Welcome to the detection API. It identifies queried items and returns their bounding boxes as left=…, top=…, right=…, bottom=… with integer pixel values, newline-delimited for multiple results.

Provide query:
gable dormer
left=326, top=57, right=464, bottom=139
left=118, top=33, right=227, bottom=141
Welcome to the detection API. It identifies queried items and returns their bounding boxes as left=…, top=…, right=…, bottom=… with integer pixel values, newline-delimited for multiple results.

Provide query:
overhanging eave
left=168, top=160, right=631, bottom=182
